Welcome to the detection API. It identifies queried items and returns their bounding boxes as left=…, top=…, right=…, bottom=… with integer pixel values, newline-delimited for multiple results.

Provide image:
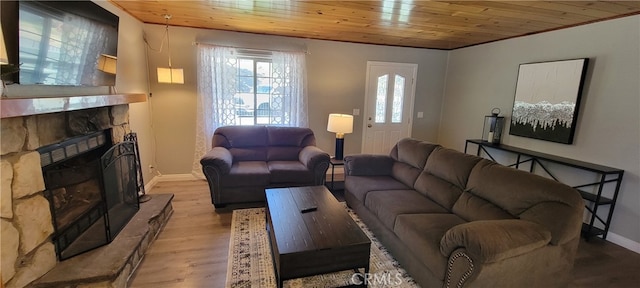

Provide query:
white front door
left=362, top=62, right=417, bottom=155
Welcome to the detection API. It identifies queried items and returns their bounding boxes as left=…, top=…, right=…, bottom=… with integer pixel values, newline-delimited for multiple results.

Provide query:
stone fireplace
left=1, top=104, right=130, bottom=286
left=1, top=95, right=173, bottom=288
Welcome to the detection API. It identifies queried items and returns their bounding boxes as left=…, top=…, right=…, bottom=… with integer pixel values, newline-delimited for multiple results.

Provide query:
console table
left=464, top=139, right=624, bottom=240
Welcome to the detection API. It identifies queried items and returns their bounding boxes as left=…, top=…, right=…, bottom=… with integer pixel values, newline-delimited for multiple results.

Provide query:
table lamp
left=327, top=113, right=353, bottom=160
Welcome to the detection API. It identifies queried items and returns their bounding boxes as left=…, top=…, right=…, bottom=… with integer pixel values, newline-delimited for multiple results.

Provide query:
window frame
left=233, top=54, right=287, bottom=126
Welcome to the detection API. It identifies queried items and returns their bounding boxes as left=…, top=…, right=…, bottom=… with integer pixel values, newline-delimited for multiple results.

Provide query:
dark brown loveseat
left=344, top=138, right=583, bottom=288
left=200, top=126, right=330, bottom=208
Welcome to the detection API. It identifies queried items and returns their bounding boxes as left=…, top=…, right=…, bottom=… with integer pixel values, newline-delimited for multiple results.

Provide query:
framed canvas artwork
left=509, top=58, right=589, bottom=144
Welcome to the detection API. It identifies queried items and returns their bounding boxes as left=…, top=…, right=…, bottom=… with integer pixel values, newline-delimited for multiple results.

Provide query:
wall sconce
left=157, top=14, right=184, bottom=84
left=327, top=113, right=354, bottom=160
left=482, top=108, right=505, bottom=144
left=97, top=54, right=117, bottom=74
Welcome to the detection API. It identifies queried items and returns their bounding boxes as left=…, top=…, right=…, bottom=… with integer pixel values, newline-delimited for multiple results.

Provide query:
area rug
left=225, top=205, right=419, bottom=288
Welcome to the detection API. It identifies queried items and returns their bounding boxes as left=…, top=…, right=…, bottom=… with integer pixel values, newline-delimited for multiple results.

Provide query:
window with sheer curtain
left=192, top=44, right=308, bottom=177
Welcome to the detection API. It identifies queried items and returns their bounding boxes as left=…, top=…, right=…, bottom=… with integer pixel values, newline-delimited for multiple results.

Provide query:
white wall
left=95, top=1, right=155, bottom=185
left=142, top=24, right=448, bottom=175
left=440, top=16, right=640, bottom=245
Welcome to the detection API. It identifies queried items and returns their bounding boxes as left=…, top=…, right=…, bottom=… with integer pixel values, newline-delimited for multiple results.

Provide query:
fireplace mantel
left=0, top=93, right=147, bottom=118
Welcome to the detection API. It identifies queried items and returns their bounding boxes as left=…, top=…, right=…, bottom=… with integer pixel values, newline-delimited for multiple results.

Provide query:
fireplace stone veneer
left=0, top=103, right=153, bottom=287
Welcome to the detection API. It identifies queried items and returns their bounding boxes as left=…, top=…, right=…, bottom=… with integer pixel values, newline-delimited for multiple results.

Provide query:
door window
left=392, top=75, right=405, bottom=123
left=375, top=75, right=388, bottom=123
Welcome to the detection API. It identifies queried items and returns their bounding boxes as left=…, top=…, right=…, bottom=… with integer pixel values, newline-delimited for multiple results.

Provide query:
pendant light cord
left=143, top=14, right=172, bottom=59
left=164, top=15, right=173, bottom=69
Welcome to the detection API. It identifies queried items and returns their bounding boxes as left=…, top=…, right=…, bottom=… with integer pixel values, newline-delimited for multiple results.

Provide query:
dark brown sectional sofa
left=200, top=126, right=330, bottom=208
left=344, top=138, right=583, bottom=288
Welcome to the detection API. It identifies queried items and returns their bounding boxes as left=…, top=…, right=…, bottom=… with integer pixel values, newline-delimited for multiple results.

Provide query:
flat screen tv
left=1, top=0, right=119, bottom=87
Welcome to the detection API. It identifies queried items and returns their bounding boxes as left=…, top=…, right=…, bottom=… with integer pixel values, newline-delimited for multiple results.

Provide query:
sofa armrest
left=299, top=146, right=330, bottom=185
left=440, top=219, right=552, bottom=264
left=344, top=155, right=394, bottom=176
left=299, top=146, right=330, bottom=168
left=200, top=147, right=233, bottom=175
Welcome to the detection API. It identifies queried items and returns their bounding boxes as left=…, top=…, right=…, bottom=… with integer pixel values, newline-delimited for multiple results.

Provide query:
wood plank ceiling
left=110, top=1, right=640, bottom=50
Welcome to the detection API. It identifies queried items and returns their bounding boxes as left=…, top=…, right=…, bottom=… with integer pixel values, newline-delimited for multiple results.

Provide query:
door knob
left=367, top=124, right=372, bottom=128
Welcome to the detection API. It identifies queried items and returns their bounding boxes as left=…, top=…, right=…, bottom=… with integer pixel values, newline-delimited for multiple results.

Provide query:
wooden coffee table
left=265, top=186, right=371, bottom=288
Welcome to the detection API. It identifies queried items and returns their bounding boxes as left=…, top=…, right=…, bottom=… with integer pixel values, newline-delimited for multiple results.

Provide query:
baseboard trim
left=606, top=232, right=640, bottom=254
left=143, top=174, right=201, bottom=192
left=156, top=174, right=200, bottom=182
left=143, top=176, right=160, bottom=192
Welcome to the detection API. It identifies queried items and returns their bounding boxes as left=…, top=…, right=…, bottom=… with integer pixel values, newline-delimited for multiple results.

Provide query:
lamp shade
left=157, top=67, right=184, bottom=84
left=97, top=54, right=117, bottom=74
left=0, top=26, right=8, bottom=65
left=327, top=113, right=354, bottom=135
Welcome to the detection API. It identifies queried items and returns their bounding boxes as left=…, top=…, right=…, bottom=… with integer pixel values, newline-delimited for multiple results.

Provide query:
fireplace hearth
left=38, top=130, right=140, bottom=260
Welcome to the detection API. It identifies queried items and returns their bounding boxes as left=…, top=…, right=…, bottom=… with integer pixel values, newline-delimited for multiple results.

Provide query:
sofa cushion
left=266, top=126, right=315, bottom=146
left=390, top=138, right=440, bottom=169
left=229, top=147, right=268, bottom=162
left=393, top=213, right=467, bottom=280
left=268, top=161, right=314, bottom=184
left=452, top=192, right=515, bottom=221
left=387, top=138, right=440, bottom=189
left=345, top=155, right=394, bottom=176
left=414, top=172, right=464, bottom=210
left=213, top=126, right=267, bottom=148
left=220, top=161, right=270, bottom=187
left=266, top=127, right=316, bottom=161
left=344, top=175, right=410, bottom=202
left=267, top=147, right=302, bottom=161
left=212, top=126, right=270, bottom=161
left=364, top=190, right=448, bottom=230
left=424, top=147, right=482, bottom=189
left=391, top=162, right=422, bottom=188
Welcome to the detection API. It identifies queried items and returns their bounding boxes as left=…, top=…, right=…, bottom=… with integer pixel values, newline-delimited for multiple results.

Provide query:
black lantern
left=482, top=108, right=505, bottom=144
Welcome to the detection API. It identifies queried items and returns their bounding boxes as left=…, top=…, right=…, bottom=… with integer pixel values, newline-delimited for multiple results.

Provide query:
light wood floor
left=129, top=180, right=640, bottom=288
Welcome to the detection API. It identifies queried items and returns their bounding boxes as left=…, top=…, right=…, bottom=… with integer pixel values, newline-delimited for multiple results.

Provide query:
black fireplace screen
left=101, top=139, right=139, bottom=240
left=39, top=130, right=140, bottom=260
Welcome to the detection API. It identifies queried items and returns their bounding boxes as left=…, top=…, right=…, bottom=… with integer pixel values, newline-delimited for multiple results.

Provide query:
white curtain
left=191, top=45, right=308, bottom=178
left=271, top=51, right=308, bottom=128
